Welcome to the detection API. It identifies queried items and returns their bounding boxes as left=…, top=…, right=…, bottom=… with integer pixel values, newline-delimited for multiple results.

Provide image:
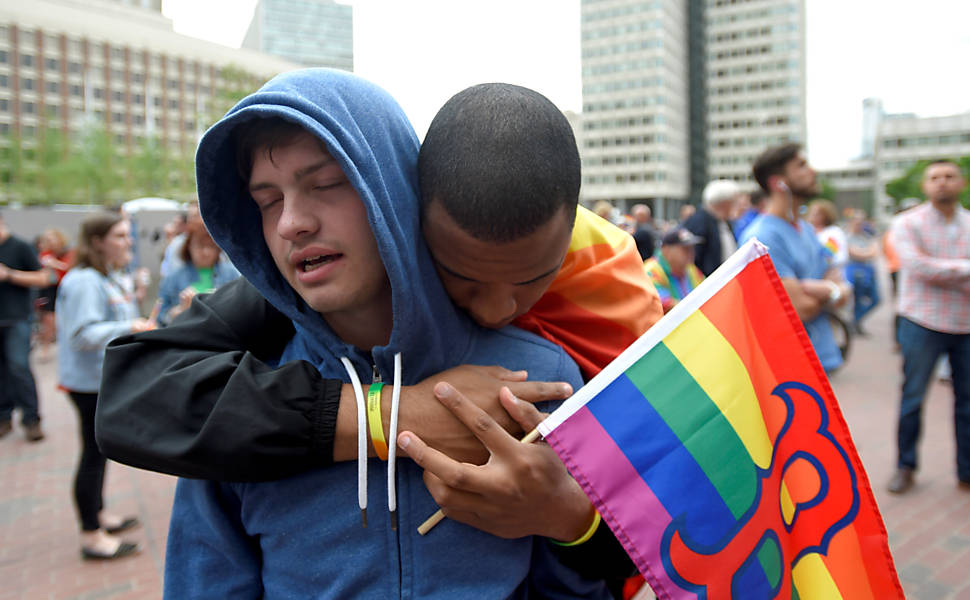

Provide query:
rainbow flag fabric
left=514, top=206, right=663, bottom=380
left=537, top=240, right=902, bottom=600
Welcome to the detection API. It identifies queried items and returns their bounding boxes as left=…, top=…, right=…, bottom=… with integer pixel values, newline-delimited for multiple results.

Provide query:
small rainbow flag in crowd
left=822, top=237, right=841, bottom=260
left=538, top=240, right=902, bottom=599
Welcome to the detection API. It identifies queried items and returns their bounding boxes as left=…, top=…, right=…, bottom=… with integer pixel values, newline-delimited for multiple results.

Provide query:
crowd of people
left=0, top=203, right=241, bottom=560
left=0, top=68, right=966, bottom=599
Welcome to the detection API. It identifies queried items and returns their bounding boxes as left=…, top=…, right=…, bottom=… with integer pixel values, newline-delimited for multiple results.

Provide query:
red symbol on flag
left=661, top=381, right=860, bottom=599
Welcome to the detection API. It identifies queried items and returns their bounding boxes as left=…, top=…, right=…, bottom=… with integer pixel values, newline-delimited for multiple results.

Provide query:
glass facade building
left=242, top=0, right=353, bottom=71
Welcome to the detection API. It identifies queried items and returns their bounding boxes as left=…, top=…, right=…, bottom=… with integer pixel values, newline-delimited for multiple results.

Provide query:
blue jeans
left=845, top=261, right=880, bottom=326
left=0, top=320, right=40, bottom=425
left=897, top=318, right=970, bottom=482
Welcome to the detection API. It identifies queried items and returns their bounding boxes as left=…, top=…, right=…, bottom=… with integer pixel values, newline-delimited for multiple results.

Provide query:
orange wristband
left=367, top=383, right=388, bottom=460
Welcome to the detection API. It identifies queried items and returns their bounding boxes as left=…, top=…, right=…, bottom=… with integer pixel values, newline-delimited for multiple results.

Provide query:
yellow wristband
left=367, top=383, right=388, bottom=460
left=551, top=511, right=601, bottom=547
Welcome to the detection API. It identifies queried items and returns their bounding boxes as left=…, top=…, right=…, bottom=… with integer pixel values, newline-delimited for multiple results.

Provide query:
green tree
left=0, top=131, right=29, bottom=204
left=885, top=157, right=970, bottom=210
left=73, top=123, right=124, bottom=206
left=816, top=177, right=837, bottom=201
left=204, top=64, right=261, bottom=130
left=0, top=64, right=261, bottom=207
left=126, top=135, right=169, bottom=198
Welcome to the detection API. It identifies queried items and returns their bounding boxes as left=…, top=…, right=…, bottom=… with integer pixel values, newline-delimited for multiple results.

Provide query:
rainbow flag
left=515, top=206, right=663, bottom=379
left=538, top=240, right=901, bottom=600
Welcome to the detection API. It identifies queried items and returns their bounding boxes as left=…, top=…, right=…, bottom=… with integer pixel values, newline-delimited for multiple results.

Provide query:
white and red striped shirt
left=891, top=202, right=970, bottom=334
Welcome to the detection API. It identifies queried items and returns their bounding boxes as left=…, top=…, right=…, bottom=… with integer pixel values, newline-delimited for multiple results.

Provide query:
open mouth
left=302, top=254, right=341, bottom=272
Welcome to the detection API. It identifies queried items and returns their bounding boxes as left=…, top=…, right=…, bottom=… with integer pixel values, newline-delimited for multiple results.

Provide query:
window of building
left=94, top=88, right=104, bottom=99
left=22, top=78, right=34, bottom=91
left=113, top=112, right=123, bottom=123
left=0, top=50, right=7, bottom=64
left=46, top=81, right=58, bottom=94
left=113, top=90, right=123, bottom=102
left=24, top=102, right=35, bottom=114
left=69, top=61, right=81, bottom=74
left=0, top=99, right=7, bottom=111
left=47, top=104, right=58, bottom=117
left=169, top=98, right=178, bottom=109
left=21, top=54, right=34, bottom=68
left=45, top=57, right=59, bottom=71
left=70, top=84, right=81, bottom=96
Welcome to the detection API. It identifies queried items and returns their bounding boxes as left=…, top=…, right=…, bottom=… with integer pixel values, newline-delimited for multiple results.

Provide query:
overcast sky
left=162, top=0, right=970, bottom=169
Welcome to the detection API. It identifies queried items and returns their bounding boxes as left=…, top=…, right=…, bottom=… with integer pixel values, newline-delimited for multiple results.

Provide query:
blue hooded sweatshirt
left=164, top=69, right=608, bottom=599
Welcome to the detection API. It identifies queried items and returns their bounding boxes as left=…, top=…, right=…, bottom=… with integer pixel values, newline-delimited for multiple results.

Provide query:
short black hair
left=419, top=83, right=580, bottom=243
left=752, top=142, right=802, bottom=193
left=234, top=116, right=323, bottom=182
left=749, top=188, right=767, bottom=208
left=923, top=158, right=961, bottom=175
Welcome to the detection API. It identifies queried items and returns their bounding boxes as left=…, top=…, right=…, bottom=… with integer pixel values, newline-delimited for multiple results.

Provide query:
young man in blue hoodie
left=163, top=69, right=611, bottom=599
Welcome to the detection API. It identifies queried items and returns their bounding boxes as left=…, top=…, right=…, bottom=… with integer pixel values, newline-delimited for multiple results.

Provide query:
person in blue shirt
left=163, top=69, right=610, bottom=599
left=740, top=143, right=852, bottom=373
left=155, top=220, right=239, bottom=326
left=57, top=213, right=153, bottom=560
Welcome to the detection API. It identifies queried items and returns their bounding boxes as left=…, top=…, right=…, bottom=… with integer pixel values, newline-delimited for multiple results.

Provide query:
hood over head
left=196, top=68, right=473, bottom=382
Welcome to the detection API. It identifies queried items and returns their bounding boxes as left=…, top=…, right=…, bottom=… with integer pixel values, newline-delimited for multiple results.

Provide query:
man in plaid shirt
left=888, top=159, right=970, bottom=494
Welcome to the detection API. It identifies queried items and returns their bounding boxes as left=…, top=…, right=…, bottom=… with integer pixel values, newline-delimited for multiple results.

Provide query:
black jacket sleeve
left=96, top=277, right=342, bottom=481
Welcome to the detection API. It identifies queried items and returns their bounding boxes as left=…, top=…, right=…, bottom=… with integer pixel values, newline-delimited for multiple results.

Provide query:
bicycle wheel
left=825, top=310, right=852, bottom=362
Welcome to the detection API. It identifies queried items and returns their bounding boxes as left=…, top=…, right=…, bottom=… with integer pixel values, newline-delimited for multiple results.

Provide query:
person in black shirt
left=0, top=214, right=53, bottom=441
left=631, top=203, right=658, bottom=261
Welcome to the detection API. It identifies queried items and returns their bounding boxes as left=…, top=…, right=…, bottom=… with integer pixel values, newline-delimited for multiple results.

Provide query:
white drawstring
left=386, top=352, right=402, bottom=530
left=341, top=353, right=403, bottom=530
left=339, top=357, right=368, bottom=527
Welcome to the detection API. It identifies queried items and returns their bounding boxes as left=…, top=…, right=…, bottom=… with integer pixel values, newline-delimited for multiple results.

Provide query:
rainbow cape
left=515, top=206, right=663, bottom=379
left=538, top=240, right=901, bottom=600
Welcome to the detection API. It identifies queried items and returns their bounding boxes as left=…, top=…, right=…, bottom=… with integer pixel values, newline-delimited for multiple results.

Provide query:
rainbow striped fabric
left=514, top=206, right=663, bottom=379
left=538, top=240, right=901, bottom=600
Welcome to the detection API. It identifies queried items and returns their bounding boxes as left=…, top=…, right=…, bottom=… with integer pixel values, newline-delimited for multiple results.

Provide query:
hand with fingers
left=395, top=365, right=573, bottom=466
left=399, top=382, right=596, bottom=542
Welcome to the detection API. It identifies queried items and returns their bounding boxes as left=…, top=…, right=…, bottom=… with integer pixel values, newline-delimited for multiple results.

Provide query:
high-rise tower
left=242, top=0, right=353, bottom=71
left=580, top=0, right=807, bottom=214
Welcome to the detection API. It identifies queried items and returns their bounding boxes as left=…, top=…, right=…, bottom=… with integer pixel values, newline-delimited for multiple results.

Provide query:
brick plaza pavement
left=2, top=289, right=969, bottom=599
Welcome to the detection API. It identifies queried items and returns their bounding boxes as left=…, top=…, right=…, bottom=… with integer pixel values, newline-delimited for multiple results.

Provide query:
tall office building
left=859, top=97, right=884, bottom=159
left=580, top=0, right=807, bottom=215
left=705, top=0, right=806, bottom=184
left=242, top=0, right=353, bottom=70
left=104, top=0, right=161, bottom=10
left=580, top=1, right=691, bottom=216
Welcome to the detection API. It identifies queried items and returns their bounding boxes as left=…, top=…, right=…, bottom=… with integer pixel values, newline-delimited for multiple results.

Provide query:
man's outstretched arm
left=97, top=277, right=339, bottom=480
left=98, top=277, right=572, bottom=480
